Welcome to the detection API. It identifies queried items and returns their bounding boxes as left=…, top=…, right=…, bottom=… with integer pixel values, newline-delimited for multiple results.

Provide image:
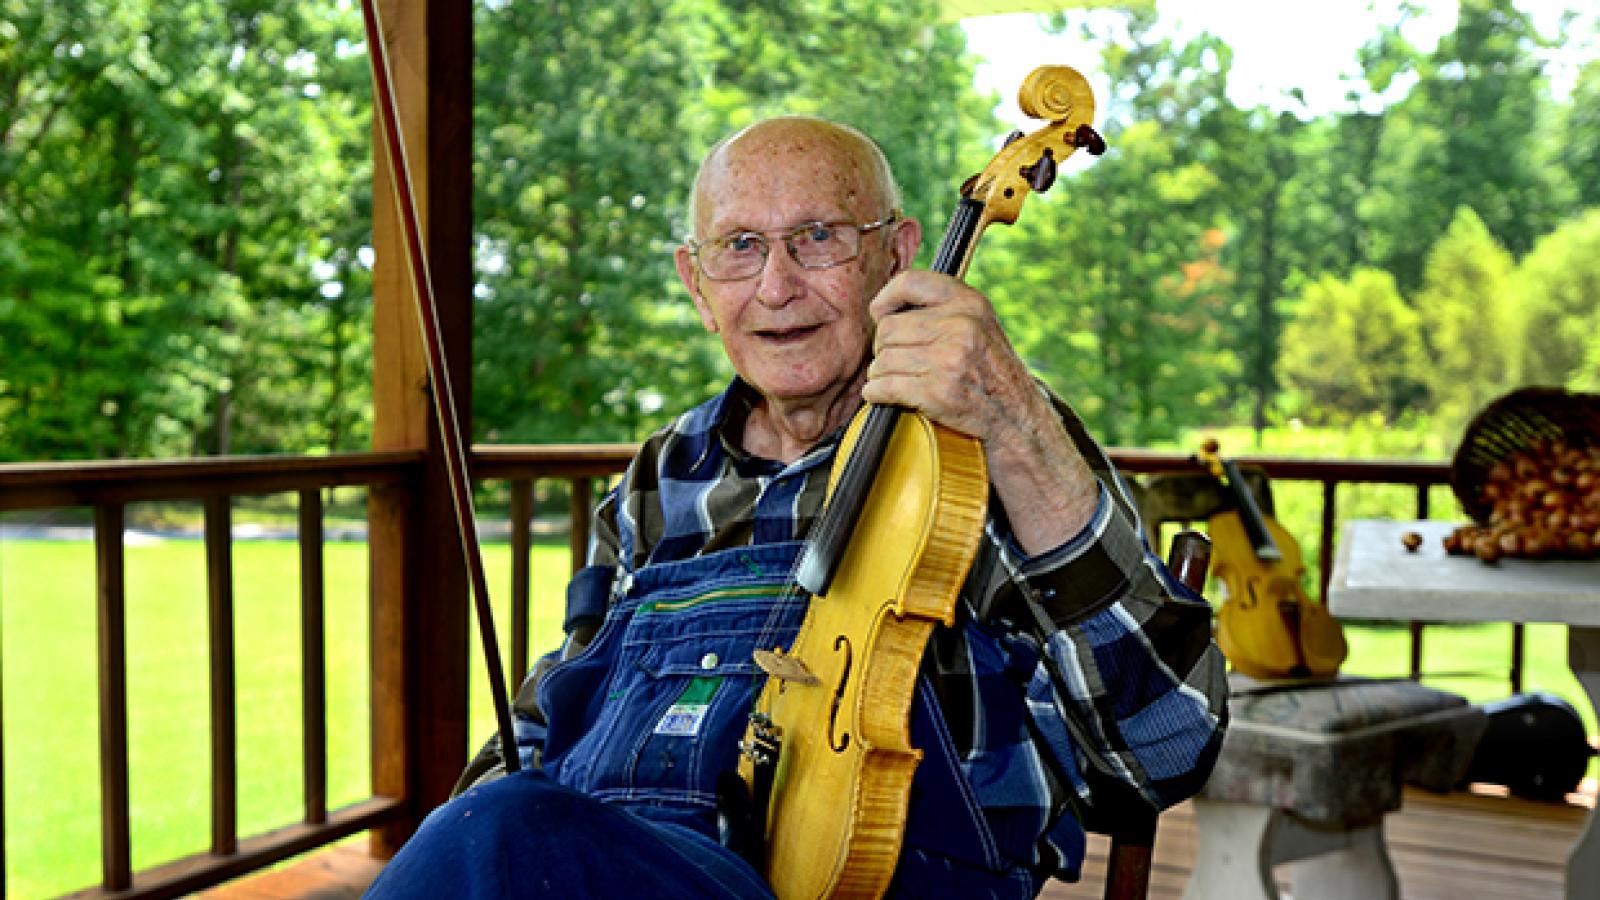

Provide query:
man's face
left=675, top=123, right=918, bottom=409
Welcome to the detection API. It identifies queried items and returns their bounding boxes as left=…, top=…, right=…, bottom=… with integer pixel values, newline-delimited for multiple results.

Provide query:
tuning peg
left=1019, top=149, right=1057, bottom=193
left=1072, top=124, right=1107, bottom=156
left=1000, top=129, right=1025, bottom=148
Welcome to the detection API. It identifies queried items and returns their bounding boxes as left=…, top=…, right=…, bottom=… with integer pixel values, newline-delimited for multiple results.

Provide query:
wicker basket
left=1450, top=387, right=1600, bottom=524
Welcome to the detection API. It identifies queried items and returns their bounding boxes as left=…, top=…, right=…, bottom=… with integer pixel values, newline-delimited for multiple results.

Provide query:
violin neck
left=796, top=197, right=986, bottom=594
left=933, top=198, right=984, bottom=277
left=796, top=404, right=903, bottom=595
left=1221, top=459, right=1283, bottom=562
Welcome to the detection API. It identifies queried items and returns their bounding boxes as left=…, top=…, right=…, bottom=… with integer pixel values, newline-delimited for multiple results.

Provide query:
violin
left=1197, top=439, right=1346, bottom=679
left=723, top=66, right=1106, bottom=899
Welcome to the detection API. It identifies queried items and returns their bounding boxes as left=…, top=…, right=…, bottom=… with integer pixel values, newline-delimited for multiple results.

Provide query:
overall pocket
left=556, top=572, right=803, bottom=807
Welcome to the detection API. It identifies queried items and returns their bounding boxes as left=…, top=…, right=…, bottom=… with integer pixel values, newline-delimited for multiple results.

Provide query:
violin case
left=1460, top=692, right=1594, bottom=801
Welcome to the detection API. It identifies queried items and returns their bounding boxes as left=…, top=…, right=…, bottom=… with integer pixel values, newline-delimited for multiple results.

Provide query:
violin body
left=1208, top=509, right=1347, bottom=679
left=1197, top=442, right=1346, bottom=679
left=741, top=409, right=987, bottom=899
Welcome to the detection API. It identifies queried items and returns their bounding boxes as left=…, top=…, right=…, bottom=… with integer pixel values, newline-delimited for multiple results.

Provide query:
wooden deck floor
left=205, top=786, right=1591, bottom=900
left=1046, top=786, right=1590, bottom=900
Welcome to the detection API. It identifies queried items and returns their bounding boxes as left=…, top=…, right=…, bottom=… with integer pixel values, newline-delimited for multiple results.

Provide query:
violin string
left=750, top=480, right=827, bottom=660
left=749, top=401, right=892, bottom=659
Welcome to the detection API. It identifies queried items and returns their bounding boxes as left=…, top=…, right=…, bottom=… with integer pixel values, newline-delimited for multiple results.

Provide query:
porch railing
left=0, top=445, right=1468, bottom=898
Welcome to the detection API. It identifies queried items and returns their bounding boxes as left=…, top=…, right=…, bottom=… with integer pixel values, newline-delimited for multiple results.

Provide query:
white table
left=1328, top=518, right=1600, bottom=900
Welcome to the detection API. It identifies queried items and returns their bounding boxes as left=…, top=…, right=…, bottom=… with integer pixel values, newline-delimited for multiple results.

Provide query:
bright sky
left=962, top=1, right=1596, bottom=128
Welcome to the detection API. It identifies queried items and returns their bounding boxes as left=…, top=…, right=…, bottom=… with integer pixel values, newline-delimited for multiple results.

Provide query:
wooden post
left=367, top=0, right=474, bottom=857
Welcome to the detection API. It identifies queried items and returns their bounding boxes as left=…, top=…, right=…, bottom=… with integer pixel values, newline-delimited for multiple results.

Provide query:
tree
left=1278, top=269, right=1428, bottom=423
left=972, top=117, right=1230, bottom=447
left=1202, top=105, right=1307, bottom=436
left=1413, top=207, right=1518, bottom=431
left=998, top=8, right=1241, bottom=445
left=468, top=0, right=988, bottom=443
left=468, top=1, right=708, bottom=444
left=0, top=0, right=372, bottom=459
left=1558, top=58, right=1600, bottom=210
left=1515, top=207, right=1600, bottom=389
left=1359, top=0, right=1565, bottom=292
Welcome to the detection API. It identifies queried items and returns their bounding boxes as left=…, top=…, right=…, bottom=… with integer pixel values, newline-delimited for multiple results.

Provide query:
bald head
left=687, top=117, right=902, bottom=240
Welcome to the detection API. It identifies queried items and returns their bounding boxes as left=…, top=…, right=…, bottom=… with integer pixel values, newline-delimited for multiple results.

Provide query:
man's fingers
left=870, top=271, right=976, bottom=321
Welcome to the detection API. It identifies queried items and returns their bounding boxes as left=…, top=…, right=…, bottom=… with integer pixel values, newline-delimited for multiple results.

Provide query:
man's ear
left=675, top=245, right=719, bottom=333
left=890, top=216, right=922, bottom=275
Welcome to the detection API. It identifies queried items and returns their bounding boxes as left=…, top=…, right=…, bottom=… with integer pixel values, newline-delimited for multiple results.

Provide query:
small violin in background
left=1197, top=439, right=1347, bottom=679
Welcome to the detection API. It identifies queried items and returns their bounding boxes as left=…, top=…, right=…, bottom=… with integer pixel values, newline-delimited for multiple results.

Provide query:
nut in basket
left=1445, top=387, right=1600, bottom=562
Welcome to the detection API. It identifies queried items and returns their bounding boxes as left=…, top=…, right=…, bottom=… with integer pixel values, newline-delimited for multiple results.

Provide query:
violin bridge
left=753, top=648, right=820, bottom=685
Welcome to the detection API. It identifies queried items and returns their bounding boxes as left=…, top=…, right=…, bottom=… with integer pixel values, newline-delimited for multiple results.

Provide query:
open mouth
left=755, top=324, right=822, bottom=344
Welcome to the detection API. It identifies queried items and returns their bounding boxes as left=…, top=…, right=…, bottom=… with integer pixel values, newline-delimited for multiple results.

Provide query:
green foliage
left=1516, top=206, right=1600, bottom=389
left=976, top=11, right=1245, bottom=446
left=974, top=117, right=1231, bottom=447
left=1560, top=60, right=1600, bottom=209
left=468, top=0, right=713, bottom=443
left=1414, top=207, right=1519, bottom=433
left=0, top=0, right=374, bottom=459
left=1278, top=269, right=1428, bottom=423
left=1358, top=0, right=1566, bottom=292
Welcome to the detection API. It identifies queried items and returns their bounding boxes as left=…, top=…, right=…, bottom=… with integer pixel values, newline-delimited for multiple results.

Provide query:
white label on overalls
left=655, top=702, right=709, bottom=736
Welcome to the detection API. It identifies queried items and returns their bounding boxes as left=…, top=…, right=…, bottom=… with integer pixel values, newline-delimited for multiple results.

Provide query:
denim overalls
left=532, top=539, right=1044, bottom=898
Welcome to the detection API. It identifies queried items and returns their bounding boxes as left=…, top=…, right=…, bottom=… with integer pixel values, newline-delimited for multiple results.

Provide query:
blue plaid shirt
left=471, top=379, right=1227, bottom=884
left=594, top=380, right=1225, bottom=880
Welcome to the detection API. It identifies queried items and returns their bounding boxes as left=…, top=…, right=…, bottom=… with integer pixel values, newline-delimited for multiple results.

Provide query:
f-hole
left=828, top=635, right=853, bottom=752
left=1244, top=578, right=1262, bottom=610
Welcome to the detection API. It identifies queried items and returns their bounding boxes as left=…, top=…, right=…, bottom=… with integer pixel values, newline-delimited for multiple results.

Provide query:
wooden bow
left=358, top=0, right=520, bottom=773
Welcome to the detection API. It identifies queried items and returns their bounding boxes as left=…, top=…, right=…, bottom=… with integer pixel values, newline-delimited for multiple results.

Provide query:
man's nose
left=753, top=242, right=805, bottom=308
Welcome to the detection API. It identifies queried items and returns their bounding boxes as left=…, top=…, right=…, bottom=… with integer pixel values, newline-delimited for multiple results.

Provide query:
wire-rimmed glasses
left=686, top=210, right=901, bottom=282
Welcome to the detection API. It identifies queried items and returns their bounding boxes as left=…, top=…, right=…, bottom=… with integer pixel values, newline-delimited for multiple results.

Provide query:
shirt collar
left=704, top=377, right=852, bottom=477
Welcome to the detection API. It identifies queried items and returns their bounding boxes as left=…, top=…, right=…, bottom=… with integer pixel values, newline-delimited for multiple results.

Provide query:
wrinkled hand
left=862, top=271, right=1100, bottom=555
left=863, top=271, right=1045, bottom=450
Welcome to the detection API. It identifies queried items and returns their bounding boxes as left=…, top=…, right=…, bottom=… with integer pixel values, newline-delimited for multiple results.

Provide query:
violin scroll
left=1017, top=64, right=1094, bottom=122
left=960, top=64, right=1103, bottom=231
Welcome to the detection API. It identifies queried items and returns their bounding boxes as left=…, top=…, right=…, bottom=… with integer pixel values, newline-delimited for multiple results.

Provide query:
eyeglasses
left=686, top=210, right=901, bottom=282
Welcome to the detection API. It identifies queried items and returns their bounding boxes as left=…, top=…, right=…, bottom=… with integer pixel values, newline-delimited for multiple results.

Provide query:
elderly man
left=366, top=116, right=1225, bottom=899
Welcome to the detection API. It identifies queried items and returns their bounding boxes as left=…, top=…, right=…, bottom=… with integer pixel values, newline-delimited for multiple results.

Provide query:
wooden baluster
left=569, top=477, right=593, bottom=576
left=0, top=524, right=5, bottom=899
left=1319, top=480, right=1337, bottom=603
left=300, top=488, right=328, bottom=825
left=1511, top=624, right=1525, bottom=694
left=95, top=503, right=132, bottom=891
left=206, top=495, right=238, bottom=856
left=510, top=479, right=535, bottom=682
left=1412, top=482, right=1429, bottom=681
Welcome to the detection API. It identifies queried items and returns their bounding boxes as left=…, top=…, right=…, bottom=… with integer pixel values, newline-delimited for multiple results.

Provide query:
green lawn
left=0, top=535, right=571, bottom=899
left=0, top=535, right=1591, bottom=898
